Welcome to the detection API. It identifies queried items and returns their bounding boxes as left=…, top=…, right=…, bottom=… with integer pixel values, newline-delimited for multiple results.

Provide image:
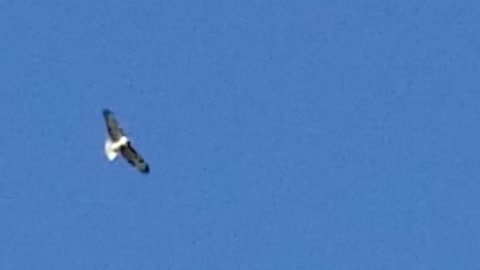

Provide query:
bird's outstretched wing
left=103, top=109, right=124, bottom=141
left=120, top=142, right=150, bottom=174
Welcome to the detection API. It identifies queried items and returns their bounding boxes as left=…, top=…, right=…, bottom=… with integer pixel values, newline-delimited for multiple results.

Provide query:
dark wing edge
left=120, top=143, right=150, bottom=174
left=103, top=109, right=124, bottom=141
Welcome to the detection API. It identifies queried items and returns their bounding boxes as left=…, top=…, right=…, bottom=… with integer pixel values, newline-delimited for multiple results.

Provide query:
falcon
left=103, top=109, right=150, bottom=174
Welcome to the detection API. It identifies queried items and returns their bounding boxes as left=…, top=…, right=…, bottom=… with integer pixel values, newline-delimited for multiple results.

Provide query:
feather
left=120, top=142, right=150, bottom=174
left=103, top=109, right=125, bottom=141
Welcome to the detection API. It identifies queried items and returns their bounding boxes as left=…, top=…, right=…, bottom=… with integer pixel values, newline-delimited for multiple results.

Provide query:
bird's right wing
left=120, top=142, right=150, bottom=174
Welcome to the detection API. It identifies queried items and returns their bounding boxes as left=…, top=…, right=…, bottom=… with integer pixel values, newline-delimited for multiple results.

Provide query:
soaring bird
left=102, top=109, right=150, bottom=174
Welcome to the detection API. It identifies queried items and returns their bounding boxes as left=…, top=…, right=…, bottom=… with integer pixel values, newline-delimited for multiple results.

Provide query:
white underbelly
left=105, top=137, right=119, bottom=161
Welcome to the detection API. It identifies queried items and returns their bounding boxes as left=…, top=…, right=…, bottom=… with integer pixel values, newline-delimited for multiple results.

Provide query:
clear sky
left=1, top=1, right=479, bottom=269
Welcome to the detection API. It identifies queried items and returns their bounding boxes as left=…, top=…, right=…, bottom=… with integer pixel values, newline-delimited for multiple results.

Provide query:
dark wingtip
left=103, top=109, right=113, bottom=117
left=143, top=165, right=150, bottom=174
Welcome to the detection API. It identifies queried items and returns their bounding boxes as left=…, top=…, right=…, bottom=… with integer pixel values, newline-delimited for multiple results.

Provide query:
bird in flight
left=102, top=109, right=150, bottom=174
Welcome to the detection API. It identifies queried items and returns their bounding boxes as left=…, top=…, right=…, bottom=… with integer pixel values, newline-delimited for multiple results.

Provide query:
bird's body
left=102, top=109, right=150, bottom=174
left=104, top=135, right=128, bottom=161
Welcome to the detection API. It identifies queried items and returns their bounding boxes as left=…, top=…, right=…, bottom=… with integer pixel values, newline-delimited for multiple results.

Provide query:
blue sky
left=1, top=1, right=480, bottom=269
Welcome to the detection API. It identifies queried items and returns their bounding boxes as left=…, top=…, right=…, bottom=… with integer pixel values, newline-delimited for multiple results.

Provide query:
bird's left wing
left=120, top=142, right=150, bottom=174
left=103, top=109, right=125, bottom=141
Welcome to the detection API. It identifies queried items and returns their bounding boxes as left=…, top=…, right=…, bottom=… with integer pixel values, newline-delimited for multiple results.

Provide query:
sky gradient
left=1, top=1, right=480, bottom=269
